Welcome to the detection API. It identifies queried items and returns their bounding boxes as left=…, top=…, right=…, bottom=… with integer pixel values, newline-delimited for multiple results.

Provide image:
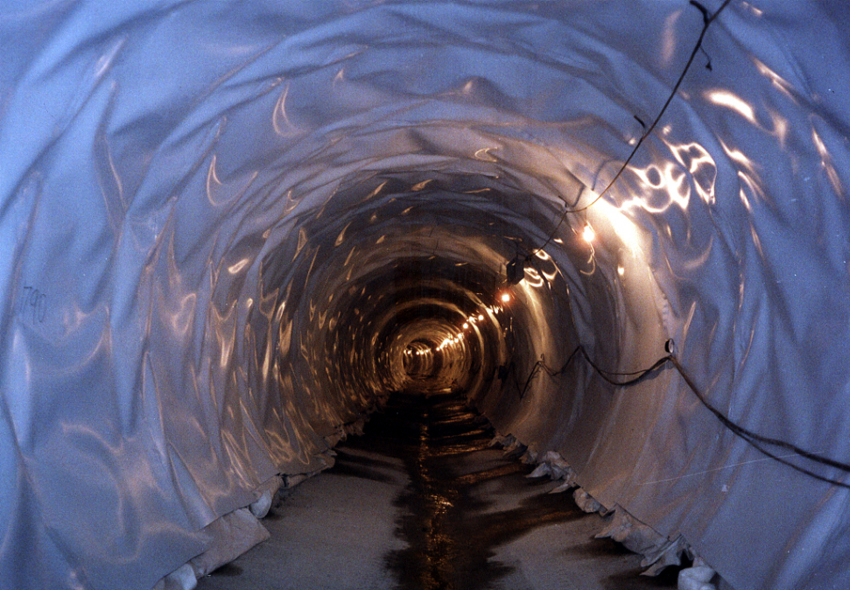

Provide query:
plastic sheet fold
left=2, top=1, right=850, bottom=589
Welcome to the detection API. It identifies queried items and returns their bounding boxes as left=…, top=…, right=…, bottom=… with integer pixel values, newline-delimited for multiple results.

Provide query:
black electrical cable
left=526, top=0, right=733, bottom=259
left=518, top=346, right=583, bottom=398
left=667, top=355, right=850, bottom=489
left=514, top=342, right=850, bottom=489
left=518, top=346, right=670, bottom=397
left=577, top=347, right=671, bottom=387
left=494, top=0, right=848, bottom=488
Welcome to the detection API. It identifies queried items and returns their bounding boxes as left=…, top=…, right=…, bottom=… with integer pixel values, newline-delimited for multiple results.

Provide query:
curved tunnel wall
left=2, top=2, right=849, bottom=589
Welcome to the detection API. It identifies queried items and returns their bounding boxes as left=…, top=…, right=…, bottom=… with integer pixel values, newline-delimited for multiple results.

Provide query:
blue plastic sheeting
left=1, top=1, right=849, bottom=589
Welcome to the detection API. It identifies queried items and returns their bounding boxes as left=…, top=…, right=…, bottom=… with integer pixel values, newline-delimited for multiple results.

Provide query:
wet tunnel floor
left=197, top=392, right=679, bottom=590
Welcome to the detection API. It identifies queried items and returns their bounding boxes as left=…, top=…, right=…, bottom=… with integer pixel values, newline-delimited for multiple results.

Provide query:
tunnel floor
left=196, top=391, right=680, bottom=590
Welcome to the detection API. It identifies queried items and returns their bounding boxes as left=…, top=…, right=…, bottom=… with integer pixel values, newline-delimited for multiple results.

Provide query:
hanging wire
left=511, top=342, right=850, bottom=489
left=496, top=0, right=849, bottom=488
left=526, top=0, right=733, bottom=259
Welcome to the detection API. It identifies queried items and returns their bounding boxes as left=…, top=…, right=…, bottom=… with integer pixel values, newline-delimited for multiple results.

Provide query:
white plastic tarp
left=1, top=2, right=849, bottom=589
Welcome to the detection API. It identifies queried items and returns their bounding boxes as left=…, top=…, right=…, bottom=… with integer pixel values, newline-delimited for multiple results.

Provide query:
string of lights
left=505, top=0, right=733, bottom=283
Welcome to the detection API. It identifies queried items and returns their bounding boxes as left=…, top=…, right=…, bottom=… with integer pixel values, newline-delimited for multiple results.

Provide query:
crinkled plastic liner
left=1, top=1, right=849, bottom=589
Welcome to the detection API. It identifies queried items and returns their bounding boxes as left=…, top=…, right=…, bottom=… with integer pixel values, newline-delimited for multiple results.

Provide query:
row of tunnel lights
left=408, top=221, right=600, bottom=357
left=404, top=292, right=513, bottom=357
left=406, top=221, right=600, bottom=354
left=405, top=221, right=606, bottom=358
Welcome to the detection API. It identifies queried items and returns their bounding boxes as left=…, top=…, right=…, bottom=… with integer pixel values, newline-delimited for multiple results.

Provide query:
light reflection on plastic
left=205, top=154, right=221, bottom=204
left=594, top=200, right=641, bottom=254
left=365, top=181, right=388, bottom=200
left=170, top=293, right=196, bottom=336
left=718, top=138, right=766, bottom=211
left=765, top=106, right=789, bottom=147
left=474, top=147, right=498, bottom=162
left=753, top=57, right=795, bottom=99
left=663, top=138, right=716, bottom=205
left=228, top=257, right=251, bottom=274
left=582, top=224, right=595, bottom=243
left=812, top=127, right=844, bottom=195
left=707, top=90, right=757, bottom=124
left=708, top=87, right=790, bottom=145
left=580, top=244, right=597, bottom=276
left=411, top=179, right=433, bottom=191
left=272, top=81, right=299, bottom=137
left=343, top=246, right=356, bottom=268
left=660, top=9, right=682, bottom=67
left=334, top=221, right=352, bottom=246
left=523, top=266, right=545, bottom=288
left=719, top=139, right=758, bottom=174
left=629, top=160, right=691, bottom=213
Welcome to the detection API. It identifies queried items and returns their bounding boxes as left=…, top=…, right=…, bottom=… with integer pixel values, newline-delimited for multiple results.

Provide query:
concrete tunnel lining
left=2, top=1, right=850, bottom=589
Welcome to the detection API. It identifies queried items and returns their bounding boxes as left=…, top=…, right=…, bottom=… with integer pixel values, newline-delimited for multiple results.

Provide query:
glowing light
left=477, top=314, right=484, bottom=321
left=599, top=202, right=639, bottom=248
left=463, top=322, right=469, bottom=329
left=582, top=224, right=596, bottom=243
left=617, top=265, right=625, bottom=276
left=500, top=293, right=511, bottom=303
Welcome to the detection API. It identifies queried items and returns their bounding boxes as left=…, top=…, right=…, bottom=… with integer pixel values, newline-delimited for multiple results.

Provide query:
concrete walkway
left=196, top=392, right=678, bottom=590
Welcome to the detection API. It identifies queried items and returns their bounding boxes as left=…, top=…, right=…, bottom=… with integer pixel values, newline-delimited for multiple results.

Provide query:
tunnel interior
left=2, top=2, right=850, bottom=590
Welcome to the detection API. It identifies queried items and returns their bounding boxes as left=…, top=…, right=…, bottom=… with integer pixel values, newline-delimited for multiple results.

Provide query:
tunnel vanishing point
left=2, top=1, right=850, bottom=589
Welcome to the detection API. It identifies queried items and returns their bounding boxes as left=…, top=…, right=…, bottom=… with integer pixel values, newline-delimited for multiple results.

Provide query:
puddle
left=361, top=391, right=582, bottom=590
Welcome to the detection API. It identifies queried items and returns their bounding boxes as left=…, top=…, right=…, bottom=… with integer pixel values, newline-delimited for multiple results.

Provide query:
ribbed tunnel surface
left=3, top=2, right=850, bottom=590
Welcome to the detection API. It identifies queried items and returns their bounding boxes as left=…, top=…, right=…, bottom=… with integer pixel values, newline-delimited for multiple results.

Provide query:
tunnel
left=2, top=1, right=850, bottom=589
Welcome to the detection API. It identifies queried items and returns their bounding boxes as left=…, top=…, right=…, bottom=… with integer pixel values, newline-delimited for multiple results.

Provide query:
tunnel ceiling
left=2, top=2, right=850, bottom=590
